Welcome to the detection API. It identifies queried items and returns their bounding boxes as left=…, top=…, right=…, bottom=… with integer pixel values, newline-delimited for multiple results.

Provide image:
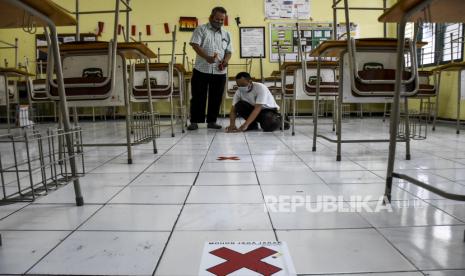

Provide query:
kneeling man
left=226, top=72, right=282, bottom=132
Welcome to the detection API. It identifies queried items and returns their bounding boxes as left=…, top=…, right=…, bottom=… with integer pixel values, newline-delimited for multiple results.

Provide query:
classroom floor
left=1, top=117, right=465, bottom=276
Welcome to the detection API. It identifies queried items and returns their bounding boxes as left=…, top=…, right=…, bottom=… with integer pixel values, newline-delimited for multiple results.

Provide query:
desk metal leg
left=404, top=97, right=411, bottom=160
left=457, top=70, right=462, bottom=134
left=432, top=72, right=440, bottom=131
left=4, top=76, right=10, bottom=132
left=385, top=18, right=407, bottom=203
left=335, top=61, right=343, bottom=161
left=332, top=97, right=336, bottom=132
left=123, top=64, right=133, bottom=164
left=145, top=58, right=158, bottom=154
left=336, top=87, right=342, bottom=162
left=383, top=102, right=388, bottom=122
left=292, top=90, right=296, bottom=136
left=180, top=79, right=185, bottom=133
left=312, top=56, right=322, bottom=151
left=49, top=27, right=83, bottom=206
left=170, top=95, right=175, bottom=137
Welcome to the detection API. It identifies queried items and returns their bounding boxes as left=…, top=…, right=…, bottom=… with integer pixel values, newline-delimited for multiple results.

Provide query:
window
left=405, top=22, right=414, bottom=40
left=442, top=23, right=463, bottom=62
left=412, top=23, right=464, bottom=66
left=404, top=23, right=415, bottom=67
left=420, top=23, right=436, bottom=65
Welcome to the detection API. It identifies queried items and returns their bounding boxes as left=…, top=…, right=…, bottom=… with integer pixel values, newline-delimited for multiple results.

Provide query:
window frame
left=439, top=23, right=464, bottom=64
left=415, top=23, right=464, bottom=67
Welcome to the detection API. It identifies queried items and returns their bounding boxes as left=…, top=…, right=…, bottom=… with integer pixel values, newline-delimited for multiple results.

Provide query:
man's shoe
left=187, top=123, right=198, bottom=130
left=280, top=121, right=290, bottom=130
left=207, top=123, right=222, bottom=129
left=284, top=121, right=290, bottom=130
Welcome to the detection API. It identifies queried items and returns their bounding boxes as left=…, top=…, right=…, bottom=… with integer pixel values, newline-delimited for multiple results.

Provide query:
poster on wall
left=336, top=22, right=360, bottom=39
left=240, top=27, right=266, bottom=58
left=179, top=17, right=198, bottom=32
left=265, top=0, right=310, bottom=19
left=269, top=22, right=332, bottom=62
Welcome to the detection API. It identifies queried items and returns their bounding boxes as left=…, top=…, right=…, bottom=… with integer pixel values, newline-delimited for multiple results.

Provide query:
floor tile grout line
left=151, top=129, right=219, bottom=276
left=3, top=223, right=465, bottom=233
left=4, top=119, right=465, bottom=275
left=295, top=269, right=424, bottom=275
left=273, top=130, right=331, bottom=185
left=0, top=127, right=168, bottom=229
left=22, top=126, right=189, bottom=275
left=370, top=224, right=425, bottom=273
left=243, top=131, right=280, bottom=242
left=275, top=125, right=432, bottom=273
left=1, top=125, right=174, bottom=216
left=421, top=200, right=465, bottom=224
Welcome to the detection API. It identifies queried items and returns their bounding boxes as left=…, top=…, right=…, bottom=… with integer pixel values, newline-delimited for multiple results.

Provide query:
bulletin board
left=269, top=22, right=332, bottom=62
left=239, top=27, right=266, bottom=58
left=265, top=0, right=311, bottom=19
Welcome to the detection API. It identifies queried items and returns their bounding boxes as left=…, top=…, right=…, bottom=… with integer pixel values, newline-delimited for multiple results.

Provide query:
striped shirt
left=190, top=23, right=232, bottom=75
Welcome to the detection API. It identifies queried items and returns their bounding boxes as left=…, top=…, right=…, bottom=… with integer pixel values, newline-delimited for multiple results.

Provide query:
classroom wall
left=0, top=0, right=417, bottom=116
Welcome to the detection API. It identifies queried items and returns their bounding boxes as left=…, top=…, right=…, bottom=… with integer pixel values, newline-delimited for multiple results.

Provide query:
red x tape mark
left=207, top=247, right=282, bottom=276
left=217, top=156, right=240, bottom=161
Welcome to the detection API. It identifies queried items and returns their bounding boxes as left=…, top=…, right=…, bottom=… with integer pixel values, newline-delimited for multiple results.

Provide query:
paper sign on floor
left=199, top=241, right=296, bottom=276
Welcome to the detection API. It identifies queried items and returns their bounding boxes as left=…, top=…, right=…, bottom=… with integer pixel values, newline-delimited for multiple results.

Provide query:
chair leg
left=170, top=96, right=175, bottom=137
left=332, top=98, right=336, bottom=132
left=336, top=94, right=342, bottom=161
left=281, top=95, right=286, bottom=131
left=404, top=98, right=411, bottom=160
left=292, top=95, right=296, bottom=136
left=180, top=96, right=185, bottom=133
left=383, top=102, right=387, bottom=122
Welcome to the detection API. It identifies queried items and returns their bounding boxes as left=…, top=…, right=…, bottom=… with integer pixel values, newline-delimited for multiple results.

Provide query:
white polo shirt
left=190, top=23, right=232, bottom=75
left=233, top=82, right=279, bottom=110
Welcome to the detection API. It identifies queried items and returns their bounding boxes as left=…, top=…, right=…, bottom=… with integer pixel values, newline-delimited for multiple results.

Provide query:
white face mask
left=238, top=83, right=252, bottom=93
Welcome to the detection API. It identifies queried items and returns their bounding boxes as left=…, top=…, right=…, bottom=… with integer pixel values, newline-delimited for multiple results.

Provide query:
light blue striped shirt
left=190, top=23, right=232, bottom=75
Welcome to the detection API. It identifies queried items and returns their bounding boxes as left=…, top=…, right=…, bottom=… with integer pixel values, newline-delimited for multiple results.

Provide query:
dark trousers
left=235, top=100, right=281, bottom=132
left=190, top=69, right=226, bottom=123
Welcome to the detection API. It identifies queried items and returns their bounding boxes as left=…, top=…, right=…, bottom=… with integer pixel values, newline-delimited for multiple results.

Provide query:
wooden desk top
left=0, top=0, right=76, bottom=28
left=310, top=38, right=427, bottom=57
left=264, top=76, right=281, bottom=82
left=40, top=41, right=157, bottom=59
left=379, top=0, right=465, bottom=23
left=279, top=61, right=339, bottom=70
left=419, top=70, right=434, bottom=76
left=271, top=70, right=281, bottom=77
left=0, top=67, right=35, bottom=77
left=431, top=62, right=465, bottom=72
left=134, top=63, right=187, bottom=74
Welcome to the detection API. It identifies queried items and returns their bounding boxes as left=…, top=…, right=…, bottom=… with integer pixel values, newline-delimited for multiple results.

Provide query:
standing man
left=187, top=7, right=232, bottom=130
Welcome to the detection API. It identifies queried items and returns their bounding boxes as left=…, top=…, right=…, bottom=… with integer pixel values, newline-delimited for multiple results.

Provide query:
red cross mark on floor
left=206, top=247, right=282, bottom=276
left=217, top=156, right=240, bottom=161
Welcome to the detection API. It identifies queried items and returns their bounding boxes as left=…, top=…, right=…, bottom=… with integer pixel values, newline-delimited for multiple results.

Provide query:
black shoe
left=187, top=123, right=198, bottom=130
left=207, top=123, right=222, bottom=129
left=280, top=122, right=290, bottom=130
left=284, top=122, right=290, bottom=130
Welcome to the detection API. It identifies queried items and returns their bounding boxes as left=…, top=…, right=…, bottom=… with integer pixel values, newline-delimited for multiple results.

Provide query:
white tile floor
left=0, top=118, right=465, bottom=275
